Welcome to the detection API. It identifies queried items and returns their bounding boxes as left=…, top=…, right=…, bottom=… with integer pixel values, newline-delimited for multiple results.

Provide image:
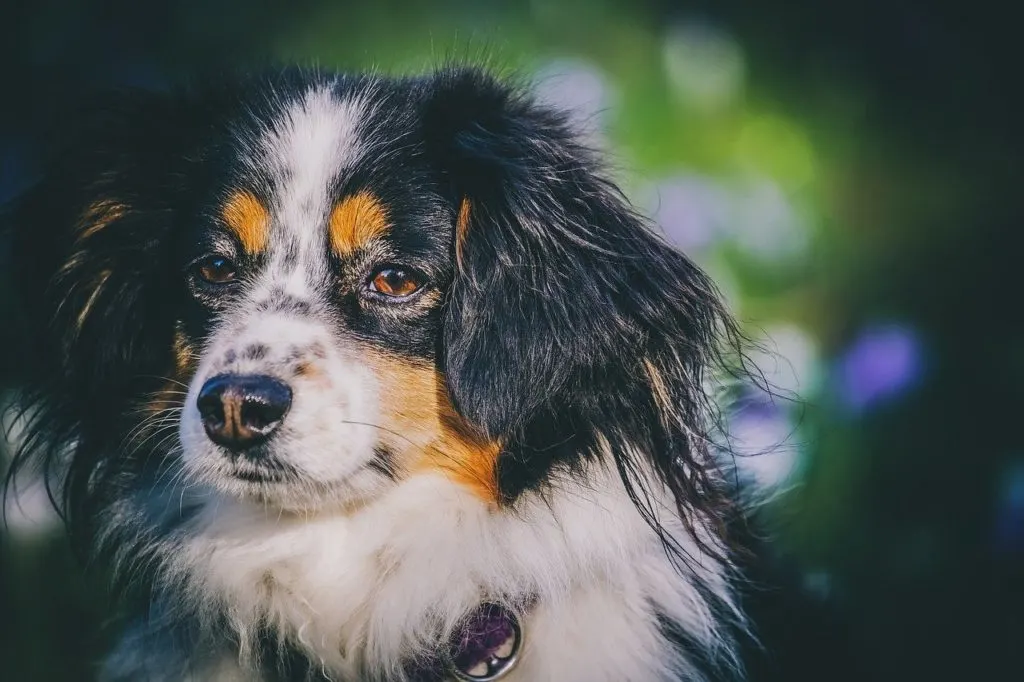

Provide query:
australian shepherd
left=4, top=66, right=755, bottom=681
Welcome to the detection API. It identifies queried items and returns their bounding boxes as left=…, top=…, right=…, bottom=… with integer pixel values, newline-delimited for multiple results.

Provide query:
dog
left=4, top=66, right=754, bottom=681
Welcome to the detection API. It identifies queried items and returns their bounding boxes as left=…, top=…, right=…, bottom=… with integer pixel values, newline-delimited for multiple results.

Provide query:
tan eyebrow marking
left=221, top=190, right=270, bottom=254
left=328, top=192, right=390, bottom=255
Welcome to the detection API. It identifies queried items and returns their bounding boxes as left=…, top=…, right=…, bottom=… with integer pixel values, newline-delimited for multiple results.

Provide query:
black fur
left=426, top=69, right=745, bottom=558
left=5, top=87, right=212, bottom=549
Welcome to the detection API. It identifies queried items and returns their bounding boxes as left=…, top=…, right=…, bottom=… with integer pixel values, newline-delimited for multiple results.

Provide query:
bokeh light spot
left=752, top=324, right=822, bottom=397
left=995, top=458, right=1024, bottom=553
left=735, top=115, right=817, bottom=190
left=646, top=174, right=731, bottom=251
left=730, top=176, right=810, bottom=262
left=835, top=324, right=923, bottom=413
left=534, top=59, right=614, bottom=146
left=662, top=21, right=745, bottom=113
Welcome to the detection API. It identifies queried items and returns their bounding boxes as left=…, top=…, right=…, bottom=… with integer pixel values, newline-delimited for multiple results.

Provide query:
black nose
left=196, top=374, right=292, bottom=452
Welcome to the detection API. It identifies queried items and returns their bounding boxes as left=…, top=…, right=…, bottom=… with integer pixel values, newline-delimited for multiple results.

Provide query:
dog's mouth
left=225, top=451, right=300, bottom=485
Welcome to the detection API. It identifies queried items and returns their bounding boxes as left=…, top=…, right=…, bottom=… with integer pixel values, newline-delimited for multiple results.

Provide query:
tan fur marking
left=75, top=269, right=112, bottom=330
left=643, top=359, right=673, bottom=416
left=364, top=351, right=500, bottom=503
left=329, top=192, right=390, bottom=255
left=60, top=201, right=128, bottom=280
left=222, top=191, right=270, bottom=254
left=172, top=326, right=197, bottom=377
left=455, top=197, right=472, bottom=265
left=141, top=326, right=198, bottom=422
left=425, top=398, right=502, bottom=503
left=147, top=327, right=198, bottom=415
left=77, top=200, right=128, bottom=242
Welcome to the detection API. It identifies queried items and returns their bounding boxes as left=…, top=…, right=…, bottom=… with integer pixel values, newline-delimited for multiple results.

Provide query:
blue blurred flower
left=994, top=458, right=1024, bottom=554
left=835, top=324, right=923, bottom=413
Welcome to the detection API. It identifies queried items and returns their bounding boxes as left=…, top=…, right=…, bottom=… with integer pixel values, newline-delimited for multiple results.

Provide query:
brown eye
left=194, top=256, right=237, bottom=285
left=368, top=267, right=424, bottom=298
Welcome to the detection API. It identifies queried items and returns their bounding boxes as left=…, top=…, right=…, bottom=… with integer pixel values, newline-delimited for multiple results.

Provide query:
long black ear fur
left=424, top=68, right=745, bottom=557
left=2, top=88, right=208, bottom=539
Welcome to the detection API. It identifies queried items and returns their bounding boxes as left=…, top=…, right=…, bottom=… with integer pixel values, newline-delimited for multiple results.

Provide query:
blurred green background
left=1, top=1, right=1020, bottom=680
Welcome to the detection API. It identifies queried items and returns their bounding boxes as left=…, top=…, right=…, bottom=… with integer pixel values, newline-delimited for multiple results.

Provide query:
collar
left=408, top=602, right=524, bottom=682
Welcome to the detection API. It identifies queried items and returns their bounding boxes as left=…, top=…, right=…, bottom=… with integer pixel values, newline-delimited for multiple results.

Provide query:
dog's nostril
left=196, top=374, right=293, bottom=452
left=238, top=388, right=291, bottom=432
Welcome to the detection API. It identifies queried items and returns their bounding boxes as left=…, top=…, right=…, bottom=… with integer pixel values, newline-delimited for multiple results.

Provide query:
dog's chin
left=181, top=444, right=388, bottom=513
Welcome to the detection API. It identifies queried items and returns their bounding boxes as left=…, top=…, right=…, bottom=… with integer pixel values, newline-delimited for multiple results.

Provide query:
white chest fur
left=167, top=467, right=736, bottom=682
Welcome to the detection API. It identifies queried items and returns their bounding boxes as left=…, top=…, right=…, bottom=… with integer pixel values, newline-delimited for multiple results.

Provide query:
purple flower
left=835, top=324, right=922, bottom=413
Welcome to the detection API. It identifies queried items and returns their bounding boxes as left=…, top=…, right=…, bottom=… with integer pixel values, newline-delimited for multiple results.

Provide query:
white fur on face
left=177, top=312, right=390, bottom=510
left=178, top=83, right=394, bottom=511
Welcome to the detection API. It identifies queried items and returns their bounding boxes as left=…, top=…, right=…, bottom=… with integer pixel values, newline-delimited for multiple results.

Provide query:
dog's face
left=10, top=68, right=735, bottom=534
left=172, top=85, right=495, bottom=510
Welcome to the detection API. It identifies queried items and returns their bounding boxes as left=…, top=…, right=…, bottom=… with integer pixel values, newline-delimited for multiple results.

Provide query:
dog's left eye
left=367, top=267, right=425, bottom=298
left=193, top=256, right=237, bottom=285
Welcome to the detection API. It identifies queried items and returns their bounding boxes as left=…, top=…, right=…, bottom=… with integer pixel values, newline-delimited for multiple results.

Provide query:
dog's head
left=6, top=68, right=739, bottom=547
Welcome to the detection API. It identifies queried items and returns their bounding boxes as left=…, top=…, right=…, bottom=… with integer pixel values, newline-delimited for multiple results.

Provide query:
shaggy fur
left=3, top=67, right=751, bottom=681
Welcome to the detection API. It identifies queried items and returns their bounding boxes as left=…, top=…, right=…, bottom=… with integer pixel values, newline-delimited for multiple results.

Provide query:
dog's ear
left=424, top=69, right=740, bottom=510
left=4, top=88, right=207, bottom=441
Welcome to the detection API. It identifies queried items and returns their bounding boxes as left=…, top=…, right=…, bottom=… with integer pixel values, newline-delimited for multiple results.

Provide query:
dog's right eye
left=192, top=256, right=237, bottom=285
